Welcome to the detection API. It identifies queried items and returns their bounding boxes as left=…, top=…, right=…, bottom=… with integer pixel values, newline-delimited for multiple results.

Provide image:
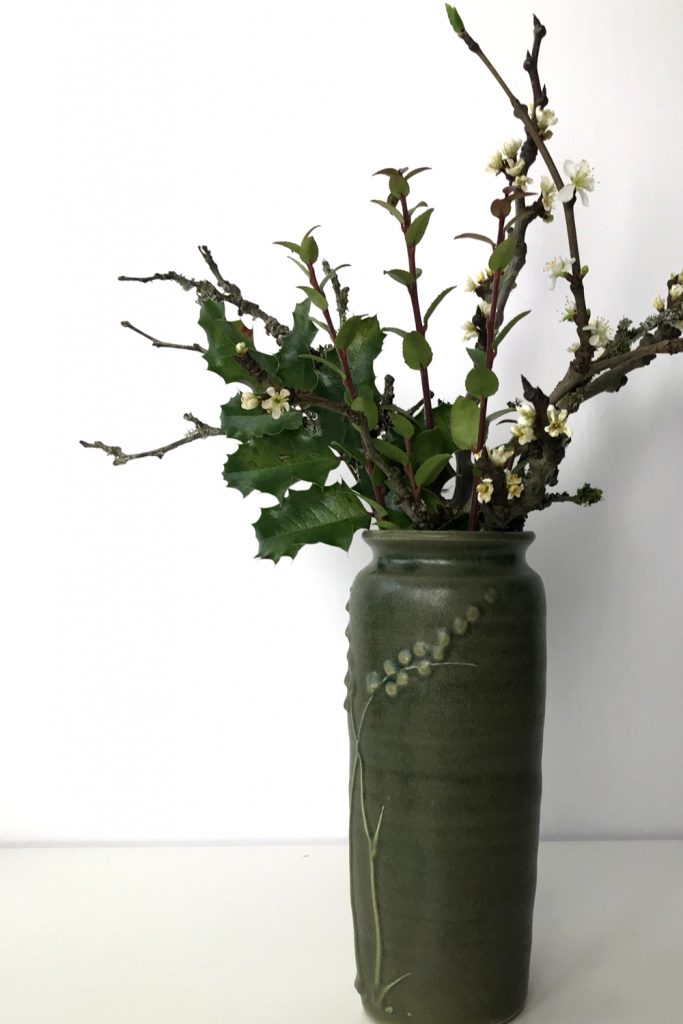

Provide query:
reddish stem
left=398, top=196, right=434, bottom=429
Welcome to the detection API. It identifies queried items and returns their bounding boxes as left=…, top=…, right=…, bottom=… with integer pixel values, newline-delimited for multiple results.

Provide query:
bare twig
left=80, top=413, right=222, bottom=466
left=322, top=259, right=350, bottom=325
left=121, top=320, right=206, bottom=354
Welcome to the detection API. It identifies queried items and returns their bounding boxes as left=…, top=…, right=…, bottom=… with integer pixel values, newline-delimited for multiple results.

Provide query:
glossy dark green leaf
left=373, top=438, right=409, bottom=466
left=223, top=432, right=337, bottom=498
left=424, top=286, right=456, bottom=325
left=403, top=331, right=433, bottom=370
left=351, top=394, right=379, bottom=430
left=494, top=310, right=531, bottom=348
left=385, top=268, right=416, bottom=287
left=450, top=396, right=480, bottom=451
left=277, top=300, right=318, bottom=390
left=466, top=366, right=499, bottom=398
left=467, top=346, right=487, bottom=368
left=406, top=208, right=434, bottom=247
left=489, top=236, right=516, bottom=273
left=414, top=453, right=452, bottom=487
left=297, top=285, right=328, bottom=311
left=255, top=483, right=370, bottom=562
left=220, top=393, right=302, bottom=440
left=343, top=316, right=384, bottom=393
left=200, top=301, right=262, bottom=386
left=412, top=428, right=444, bottom=464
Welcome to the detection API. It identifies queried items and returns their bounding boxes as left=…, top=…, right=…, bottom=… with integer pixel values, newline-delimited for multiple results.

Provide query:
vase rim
left=362, top=529, right=535, bottom=544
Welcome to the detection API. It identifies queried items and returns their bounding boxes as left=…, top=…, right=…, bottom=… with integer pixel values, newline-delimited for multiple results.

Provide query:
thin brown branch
left=553, top=336, right=683, bottom=408
left=80, top=414, right=222, bottom=466
left=121, top=321, right=206, bottom=354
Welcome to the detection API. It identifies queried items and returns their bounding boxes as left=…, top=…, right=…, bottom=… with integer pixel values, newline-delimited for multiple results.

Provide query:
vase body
left=345, top=532, right=546, bottom=1024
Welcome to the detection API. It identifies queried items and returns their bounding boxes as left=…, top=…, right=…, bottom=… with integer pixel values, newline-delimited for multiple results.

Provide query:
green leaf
left=454, top=232, right=495, bottom=249
left=277, top=300, right=318, bottom=389
left=412, top=428, right=443, bottom=464
left=385, top=268, right=416, bottom=287
left=274, top=240, right=302, bottom=255
left=223, top=432, right=337, bottom=499
left=424, top=286, right=456, bottom=325
left=299, top=235, right=319, bottom=264
left=351, top=394, right=379, bottom=430
left=287, top=255, right=310, bottom=276
left=486, top=408, right=512, bottom=426
left=466, top=366, right=499, bottom=398
left=389, top=172, right=410, bottom=198
left=373, top=167, right=399, bottom=177
left=373, top=438, right=409, bottom=466
left=200, top=301, right=263, bottom=386
left=389, top=411, right=415, bottom=438
left=467, top=346, right=486, bottom=368
left=403, top=331, right=433, bottom=370
left=432, top=403, right=459, bottom=454
left=494, top=310, right=531, bottom=349
left=300, top=353, right=345, bottom=379
left=220, top=393, right=303, bottom=441
left=406, top=208, right=434, bottom=247
left=343, top=316, right=384, bottom=393
left=445, top=3, right=465, bottom=33
left=384, top=326, right=409, bottom=338
left=297, top=286, right=328, bottom=311
left=371, top=199, right=404, bottom=225
left=405, top=167, right=431, bottom=180
left=255, top=483, right=370, bottom=562
left=450, top=396, right=480, bottom=451
left=489, top=236, right=516, bottom=273
left=319, top=263, right=351, bottom=289
left=414, top=453, right=452, bottom=487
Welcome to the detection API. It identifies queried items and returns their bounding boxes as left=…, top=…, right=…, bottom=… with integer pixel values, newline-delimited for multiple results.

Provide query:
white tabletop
left=0, top=841, right=681, bottom=1024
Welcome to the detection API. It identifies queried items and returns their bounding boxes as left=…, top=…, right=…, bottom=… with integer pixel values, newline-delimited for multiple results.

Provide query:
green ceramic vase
left=345, top=531, right=546, bottom=1024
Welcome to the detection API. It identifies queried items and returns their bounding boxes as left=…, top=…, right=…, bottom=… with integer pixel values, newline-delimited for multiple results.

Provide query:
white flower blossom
left=505, top=470, right=525, bottom=499
left=486, top=151, right=504, bottom=173
left=545, top=405, right=572, bottom=439
left=490, top=445, right=514, bottom=467
left=510, top=402, right=536, bottom=445
left=476, top=478, right=494, bottom=504
left=261, top=387, right=291, bottom=420
left=462, top=321, right=477, bottom=341
left=562, top=300, right=577, bottom=323
left=567, top=339, right=580, bottom=354
left=235, top=341, right=248, bottom=354
left=544, top=255, right=575, bottom=290
left=652, top=295, right=666, bottom=311
left=540, top=176, right=557, bottom=217
left=514, top=174, right=533, bottom=189
left=670, top=283, right=683, bottom=302
left=583, top=316, right=614, bottom=351
left=240, top=391, right=261, bottom=411
left=502, top=139, right=522, bottom=159
left=557, top=159, right=595, bottom=206
left=465, top=269, right=490, bottom=292
left=478, top=299, right=492, bottom=319
left=506, top=158, right=525, bottom=178
left=533, top=106, right=558, bottom=137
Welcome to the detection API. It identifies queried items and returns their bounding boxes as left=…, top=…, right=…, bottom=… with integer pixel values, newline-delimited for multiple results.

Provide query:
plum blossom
left=490, top=445, right=514, bottom=467
left=476, top=478, right=494, bottom=504
left=557, top=159, right=595, bottom=206
left=652, top=295, right=666, bottom=311
left=240, top=391, right=261, bottom=411
left=670, top=283, right=683, bottom=303
left=533, top=106, right=558, bottom=138
left=505, top=470, right=524, bottom=499
left=544, top=255, right=575, bottom=289
left=462, top=321, right=477, bottom=341
left=511, top=402, right=536, bottom=445
left=540, top=176, right=557, bottom=217
left=545, top=405, right=572, bottom=439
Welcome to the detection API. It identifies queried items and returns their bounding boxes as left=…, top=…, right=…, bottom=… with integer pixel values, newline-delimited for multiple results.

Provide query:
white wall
left=2, top=0, right=682, bottom=843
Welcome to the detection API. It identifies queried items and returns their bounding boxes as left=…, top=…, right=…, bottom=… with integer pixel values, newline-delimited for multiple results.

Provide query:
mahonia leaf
left=277, top=300, right=318, bottom=389
left=223, top=432, right=338, bottom=498
left=200, top=301, right=273, bottom=386
left=255, top=483, right=370, bottom=562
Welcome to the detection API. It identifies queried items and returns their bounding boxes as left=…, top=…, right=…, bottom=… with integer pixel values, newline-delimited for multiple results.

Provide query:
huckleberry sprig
left=81, top=8, right=682, bottom=557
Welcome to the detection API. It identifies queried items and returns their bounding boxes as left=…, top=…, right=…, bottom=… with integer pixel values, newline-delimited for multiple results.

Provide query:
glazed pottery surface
left=345, top=532, right=546, bottom=1024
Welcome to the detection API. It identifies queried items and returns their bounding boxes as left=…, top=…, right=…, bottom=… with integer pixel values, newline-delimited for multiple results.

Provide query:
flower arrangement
left=82, top=6, right=683, bottom=561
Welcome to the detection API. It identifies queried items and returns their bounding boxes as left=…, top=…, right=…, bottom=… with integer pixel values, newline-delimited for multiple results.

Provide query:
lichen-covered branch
left=121, top=320, right=206, bottom=354
left=80, top=414, right=222, bottom=465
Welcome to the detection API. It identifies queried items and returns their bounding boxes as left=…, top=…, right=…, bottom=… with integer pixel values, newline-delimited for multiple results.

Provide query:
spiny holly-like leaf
left=277, top=300, right=318, bottom=389
left=297, top=285, right=328, bottom=311
left=403, top=331, right=433, bottom=370
left=406, top=208, right=434, bottom=247
left=371, top=199, right=405, bottom=225
left=414, top=453, right=452, bottom=487
left=220, top=394, right=303, bottom=441
left=223, top=432, right=338, bottom=498
left=424, top=286, right=457, bottom=325
left=450, top=396, right=480, bottom=451
left=494, top=310, right=531, bottom=349
left=255, top=483, right=370, bottom=562
left=373, top=438, right=409, bottom=466
left=343, top=316, right=384, bottom=393
left=200, top=301, right=271, bottom=387
left=489, top=236, right=516, bottom=272
left=466, top=366, right=499, bottom=398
